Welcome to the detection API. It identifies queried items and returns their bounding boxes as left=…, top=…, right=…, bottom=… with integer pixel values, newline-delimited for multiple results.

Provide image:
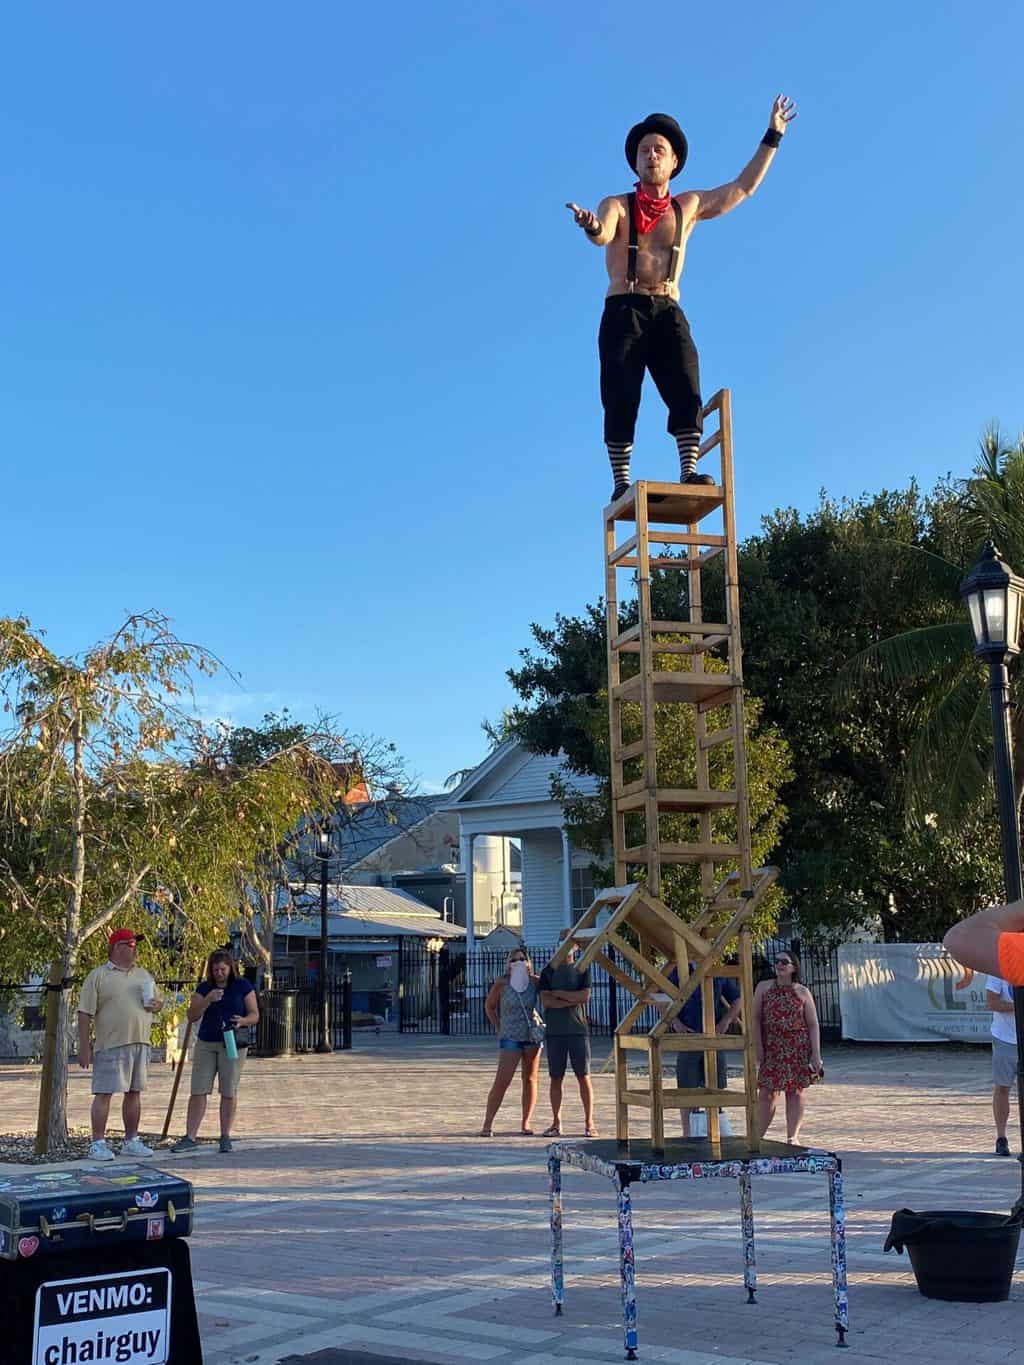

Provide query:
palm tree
left=837, top=428, right=1024, bottom=827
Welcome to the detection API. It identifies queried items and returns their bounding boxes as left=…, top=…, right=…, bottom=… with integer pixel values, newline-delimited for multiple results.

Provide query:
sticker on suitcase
left=33, top=1266, right=171, bottom=1365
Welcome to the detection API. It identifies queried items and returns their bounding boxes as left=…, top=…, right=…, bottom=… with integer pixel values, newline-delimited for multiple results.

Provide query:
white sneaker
left=88, top=1139, right=115, bottom=1162
left=120, top=1137, right=154, bottom=1157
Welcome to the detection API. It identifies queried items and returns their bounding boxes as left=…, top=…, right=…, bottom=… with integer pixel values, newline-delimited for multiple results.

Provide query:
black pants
left=598, top=294, right=702, bottom=445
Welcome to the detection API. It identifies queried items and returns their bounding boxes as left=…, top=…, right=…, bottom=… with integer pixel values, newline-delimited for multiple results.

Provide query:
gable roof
left=334, top=795, right=450, bottom=868
left=441, top=740, right=599, bottom=809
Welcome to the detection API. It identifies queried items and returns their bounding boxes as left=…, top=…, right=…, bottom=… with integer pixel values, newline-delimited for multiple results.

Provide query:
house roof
left=286, top=796, right=451, bottom=876
left=333, top=795, right=451, bottom=867
left=278, top=882, right=464, bottom=941
left=440, top=740, right=600, bottom=810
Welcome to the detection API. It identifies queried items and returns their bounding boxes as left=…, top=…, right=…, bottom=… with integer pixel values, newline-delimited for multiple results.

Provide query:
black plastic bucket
left=886, top=1209, right=1021, bottom=1302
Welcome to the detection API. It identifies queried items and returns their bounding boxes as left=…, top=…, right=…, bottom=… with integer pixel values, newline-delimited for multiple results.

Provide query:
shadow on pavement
left=277, top=1352, right=445, bottom=1364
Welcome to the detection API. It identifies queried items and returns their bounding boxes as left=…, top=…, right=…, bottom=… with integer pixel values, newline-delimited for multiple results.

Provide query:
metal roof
left=277, top=883, right=464, bottom=941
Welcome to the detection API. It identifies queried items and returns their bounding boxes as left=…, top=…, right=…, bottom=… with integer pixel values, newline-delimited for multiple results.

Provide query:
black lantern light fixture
left=961, top=540, right=1024, bottom=662
left=960, top=540, right=1024, bottom=1202
left=316, top=822, right=333, bottom=1054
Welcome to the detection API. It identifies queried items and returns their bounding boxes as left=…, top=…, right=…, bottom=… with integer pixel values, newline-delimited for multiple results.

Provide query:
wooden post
left=740, top=925, right=760, bottom=1151
left=160, top=1018, right=193, bottom=1143
left=650, top=1035, right=665, bottom=1151
left=635, top=483, right=661, bottom=899
left=615, top=1037, right=630, bottom=1145
left=605, top=500, right=627, bottom=890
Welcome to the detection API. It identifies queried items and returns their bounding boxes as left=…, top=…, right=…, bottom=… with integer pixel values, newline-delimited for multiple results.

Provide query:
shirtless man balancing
left=567, top=96, right=797, bottom=501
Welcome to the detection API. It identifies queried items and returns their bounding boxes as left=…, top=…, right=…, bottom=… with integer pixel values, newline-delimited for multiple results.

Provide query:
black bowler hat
left=624, top=113, right=688, bottom=177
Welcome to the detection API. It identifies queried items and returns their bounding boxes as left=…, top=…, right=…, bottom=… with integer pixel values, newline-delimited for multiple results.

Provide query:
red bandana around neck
left=633, top=182, right=672, bottom=234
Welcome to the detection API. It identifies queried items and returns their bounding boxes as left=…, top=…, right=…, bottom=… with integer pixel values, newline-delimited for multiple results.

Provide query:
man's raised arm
left=566, top=196, right=622, bottom=246
left=944, top=901, right=1024, bottom=982
left=694, top=94, right=796, bottom=221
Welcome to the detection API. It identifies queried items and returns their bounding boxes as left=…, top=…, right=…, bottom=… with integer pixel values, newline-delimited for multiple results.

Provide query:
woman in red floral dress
left=753, top=952, right=822, bottom=1143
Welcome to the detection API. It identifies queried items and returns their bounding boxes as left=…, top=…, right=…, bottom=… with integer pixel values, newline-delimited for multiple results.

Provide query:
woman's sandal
left=479, top=1128, right=493, bottom=1137
left=585, top=1125, right=599, bottom=1138
left=541, top=1124, right=562, bottom=1137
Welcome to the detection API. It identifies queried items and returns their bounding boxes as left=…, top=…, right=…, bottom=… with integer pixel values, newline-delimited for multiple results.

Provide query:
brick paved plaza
left=2, top=1033, right=1022, bottom=1365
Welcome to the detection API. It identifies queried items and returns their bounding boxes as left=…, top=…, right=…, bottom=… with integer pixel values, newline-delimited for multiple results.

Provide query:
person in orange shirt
left=943, top=903, right=1024, bottom=984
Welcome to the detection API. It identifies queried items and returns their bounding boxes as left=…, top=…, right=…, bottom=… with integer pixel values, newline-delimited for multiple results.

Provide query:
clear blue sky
left=3, top=4, right=1022, bottom=792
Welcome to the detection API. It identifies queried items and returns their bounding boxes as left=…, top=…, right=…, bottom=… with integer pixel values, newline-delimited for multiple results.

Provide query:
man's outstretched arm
left=943, top=901, right=1024, bottom=981
left=695, top=94, right=797, bottom=221
left=566, top=196, right=622, bottom=246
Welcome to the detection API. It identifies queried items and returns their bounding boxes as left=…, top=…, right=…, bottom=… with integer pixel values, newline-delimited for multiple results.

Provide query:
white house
left=440, top=740, right=601, bottom=948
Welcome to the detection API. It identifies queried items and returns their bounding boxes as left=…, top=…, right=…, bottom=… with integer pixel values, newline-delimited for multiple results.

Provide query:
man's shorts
left=676, top=1049, right=727, bottom=1091
left=992, top=1039, right=1018, bottom=1087
left=92, top=1043, right=149, bottom=1095
left=191, top=1038, right=248, bottom=1098
left=546, top=1035, right=590, bottom=1080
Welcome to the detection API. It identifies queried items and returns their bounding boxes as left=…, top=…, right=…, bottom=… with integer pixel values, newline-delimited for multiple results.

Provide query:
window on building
left=571, top=865, right=595, bottom=915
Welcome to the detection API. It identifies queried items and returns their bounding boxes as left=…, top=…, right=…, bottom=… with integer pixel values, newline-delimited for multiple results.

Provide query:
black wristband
left=762, top=128, right=783, bottom=149
left=584, top=220, right=601, bottom=237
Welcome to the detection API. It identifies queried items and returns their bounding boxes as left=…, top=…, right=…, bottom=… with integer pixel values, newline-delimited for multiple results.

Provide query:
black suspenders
left=667, top=199, right=683, bottom=281
left=626, top=193, right=639, bottom=289
left=626, top=193, right=684, bottom=292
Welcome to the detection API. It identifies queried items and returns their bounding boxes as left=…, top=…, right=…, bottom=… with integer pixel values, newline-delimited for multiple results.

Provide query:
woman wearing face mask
left=480, top=949, right=544, bottom=1137
left=753, top=951, right=822, bottom=1144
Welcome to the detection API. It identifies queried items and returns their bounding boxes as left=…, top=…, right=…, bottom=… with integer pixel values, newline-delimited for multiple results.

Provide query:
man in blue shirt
left=666, top=964, right=742, bottom=1137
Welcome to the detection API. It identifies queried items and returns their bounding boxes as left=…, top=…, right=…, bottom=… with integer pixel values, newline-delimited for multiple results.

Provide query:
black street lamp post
left=316, top=825, right=333, bottom=1054
left=960, top=540, right=1024, bottom=1199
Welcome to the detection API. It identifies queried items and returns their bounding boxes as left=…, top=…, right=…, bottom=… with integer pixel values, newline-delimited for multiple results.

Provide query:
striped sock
left=607, top=441, right=633, bottom=490
left=675, top=429, right=701, bottom=481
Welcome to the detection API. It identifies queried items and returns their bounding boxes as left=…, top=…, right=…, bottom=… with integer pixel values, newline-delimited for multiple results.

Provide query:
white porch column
left=561, top=826, right=573, bottom=929
left=460, top=832, right=476, bottom=952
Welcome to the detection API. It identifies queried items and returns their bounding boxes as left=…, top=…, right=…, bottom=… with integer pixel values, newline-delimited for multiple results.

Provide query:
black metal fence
left=397, top=936, right=842, bottom=1041
left=759, top=935, right=842, bottom=1042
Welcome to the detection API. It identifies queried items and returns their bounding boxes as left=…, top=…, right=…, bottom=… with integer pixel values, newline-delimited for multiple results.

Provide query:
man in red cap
left=77, top=929, right=162, bottom=1161
left=567, top=96, right=797, bottom=501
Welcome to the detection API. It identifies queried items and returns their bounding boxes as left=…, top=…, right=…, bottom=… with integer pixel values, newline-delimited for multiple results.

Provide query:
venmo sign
left=33, top=1267, right=170, bottom=1364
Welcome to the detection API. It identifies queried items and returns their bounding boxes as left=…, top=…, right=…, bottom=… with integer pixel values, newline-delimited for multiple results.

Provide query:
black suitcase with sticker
left=0, top=1165, right=193, bottom=1261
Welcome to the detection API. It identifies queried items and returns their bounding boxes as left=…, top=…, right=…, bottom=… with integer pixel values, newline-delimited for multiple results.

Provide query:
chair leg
left=739, top=1167, right=757, bottom=1302
left=828, top=1166, right=850, bottom=1346
left=616, top=1177, right=639, bottom=1359
left=549, top=1152, right=564, bottom=1314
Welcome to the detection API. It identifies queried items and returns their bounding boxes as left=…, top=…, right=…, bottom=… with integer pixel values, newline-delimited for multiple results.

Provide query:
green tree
left=838, top=430, right=1024, bottom=828
left=219, top=711, right=409, bottom=985
left=0, top=614, right=342, bottom=1153
left=739, top=476, right=1005, bottom=939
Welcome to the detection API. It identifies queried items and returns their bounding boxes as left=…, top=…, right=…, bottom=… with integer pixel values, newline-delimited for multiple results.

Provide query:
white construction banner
left=838, top=942, right=993, bottom=1042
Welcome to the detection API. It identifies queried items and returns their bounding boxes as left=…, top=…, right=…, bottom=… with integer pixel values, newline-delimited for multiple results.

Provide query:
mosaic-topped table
left=547, top=1136, right=848, bottom=1360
